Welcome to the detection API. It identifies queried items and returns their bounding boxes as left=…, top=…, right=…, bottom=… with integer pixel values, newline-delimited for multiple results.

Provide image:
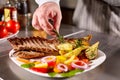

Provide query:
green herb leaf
left=75, top=39, right=82, bottom=48
left=53, top=30, right=64, bottom=43
left=60, top=69, right=84, bottom=77
left=48, top=72, right=57, bottom=77
left=21, top=63, right=35, bottom=68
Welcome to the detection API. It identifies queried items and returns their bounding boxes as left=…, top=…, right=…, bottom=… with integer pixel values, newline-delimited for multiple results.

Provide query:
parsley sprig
left=53, top=30, right=64, bottom=43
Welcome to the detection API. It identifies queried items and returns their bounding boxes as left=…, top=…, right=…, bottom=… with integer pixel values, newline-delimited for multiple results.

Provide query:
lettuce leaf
left=48, top=69, right=84, bottom=77
left=60, top=69, right=84, bottom=77
left=21, top=63, right=35, bottom=68
left=48, top=72, right=57, bottom=77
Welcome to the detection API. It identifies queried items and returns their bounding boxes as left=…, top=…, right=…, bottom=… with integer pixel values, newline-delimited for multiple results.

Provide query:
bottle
left=18, top=0, right=29, bottom=28
left=4, top=0, right=17, bottom=22
left=0, top=7, right=4, bottom=21
left=19, top=0, right=28, bottom=15
left=14, top=0, right=21, bottom=13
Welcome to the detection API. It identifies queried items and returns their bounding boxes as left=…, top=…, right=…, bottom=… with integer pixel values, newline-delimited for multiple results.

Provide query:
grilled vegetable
left=85, top=42, right=99, bottom=59
left=64, top=46, right=89, bottom=58
left=64, top=55, right=76, bottom=65
left=57, top=42, right=73, bottom=51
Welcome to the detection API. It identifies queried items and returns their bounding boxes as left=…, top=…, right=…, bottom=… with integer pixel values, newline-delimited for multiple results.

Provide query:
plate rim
left=0, top=31, right=19, bottom=42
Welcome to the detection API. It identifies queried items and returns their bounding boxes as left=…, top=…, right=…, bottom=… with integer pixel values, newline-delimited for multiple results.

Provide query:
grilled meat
left=13, top=51, right=45, bottom=59
left=12, top=50, right=58, bottom=59
left=8, top=37, right=59, bottom=53
left=8, top=36, right=91, bottom=59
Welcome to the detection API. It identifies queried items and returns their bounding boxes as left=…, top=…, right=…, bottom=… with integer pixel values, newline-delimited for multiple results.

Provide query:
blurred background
left=0, top=0, right=77, bottom=26
left=0, top=0, right=78, bottom=39
left=0, top=0, right=120, bottom=37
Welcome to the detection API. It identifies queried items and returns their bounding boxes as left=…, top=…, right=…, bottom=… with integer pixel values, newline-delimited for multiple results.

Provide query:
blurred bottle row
left=0, top=0, right=31, bottom=27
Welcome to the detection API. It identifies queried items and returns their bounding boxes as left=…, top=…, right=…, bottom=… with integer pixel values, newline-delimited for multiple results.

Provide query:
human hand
left=32, top=2, right=62, bottom=37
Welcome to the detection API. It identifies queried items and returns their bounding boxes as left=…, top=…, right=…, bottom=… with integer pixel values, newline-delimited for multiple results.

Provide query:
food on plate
left=8, top=35, right=91, bottom=59
left=8, top=35, right=100, bottom=77
left=85, top=42, right=99, bottom=59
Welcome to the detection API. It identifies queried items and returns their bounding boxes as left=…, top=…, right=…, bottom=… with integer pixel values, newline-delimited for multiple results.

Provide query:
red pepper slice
left=30, top=67, right=48, bottom=73
left=48, top=61, right=56, bottom=68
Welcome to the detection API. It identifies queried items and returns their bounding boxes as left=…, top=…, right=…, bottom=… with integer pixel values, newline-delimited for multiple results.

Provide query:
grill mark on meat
left=41, top=40, right=54, bottom=51
left=8, top=37, right=59, bottom=54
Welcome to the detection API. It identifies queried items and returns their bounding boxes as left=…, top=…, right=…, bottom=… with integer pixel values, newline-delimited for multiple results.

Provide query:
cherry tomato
left=6, top=20, right=20, bottom=33
left=30, top=67, right=48, bottom=73
left=0, top=25, right=8, bottom=38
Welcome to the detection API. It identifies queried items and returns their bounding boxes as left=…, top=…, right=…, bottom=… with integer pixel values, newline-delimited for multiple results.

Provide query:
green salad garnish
left=21, top=63, right=35, bottom=68
left=48, top=69, right=84, bottom=77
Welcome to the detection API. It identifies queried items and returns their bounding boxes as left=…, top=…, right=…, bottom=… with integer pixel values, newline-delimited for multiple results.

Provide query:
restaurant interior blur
left=0, top=0, right=78, bottom=38
left=0, top=0, right=76, bottom=27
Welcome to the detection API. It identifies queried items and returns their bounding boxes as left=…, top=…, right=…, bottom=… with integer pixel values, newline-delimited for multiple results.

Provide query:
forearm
left=103, top=0, right=120, bottom=6
left=35, top=0, right=60, bottom=6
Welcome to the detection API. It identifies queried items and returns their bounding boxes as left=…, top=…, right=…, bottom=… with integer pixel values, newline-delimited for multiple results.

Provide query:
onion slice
left=41, top=56, right=56, bottom=63
left=71, top=60, right=88, bottom=70
left=57, top=63, right=68, bottom=72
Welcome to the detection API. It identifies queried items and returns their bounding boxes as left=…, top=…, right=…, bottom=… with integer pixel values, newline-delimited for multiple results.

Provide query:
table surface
left=0, top=24, right=120, bottom=80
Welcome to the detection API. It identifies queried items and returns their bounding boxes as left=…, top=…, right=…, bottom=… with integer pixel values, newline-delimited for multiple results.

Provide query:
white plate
left=0, top=31, right=19, bottom=43
left=9, top=49, right=106, bottom=78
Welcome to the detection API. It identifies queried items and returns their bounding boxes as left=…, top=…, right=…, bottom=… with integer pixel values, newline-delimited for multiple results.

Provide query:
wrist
left=35, top=0, right=60, bottom=6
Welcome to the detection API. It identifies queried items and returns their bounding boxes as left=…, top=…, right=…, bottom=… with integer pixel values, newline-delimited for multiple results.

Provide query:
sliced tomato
left=30, top=67, right=48, bottom=73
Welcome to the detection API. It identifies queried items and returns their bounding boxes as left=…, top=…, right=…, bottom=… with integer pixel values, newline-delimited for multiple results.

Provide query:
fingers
left=32, top=2, right=62, bottom=37
left=54, top=11, right=62, bottom=33
left=32, top=12, right=42, bottom=30
left=32, top=10, right=56, bottom=36
left=38, top=15, right=57, bottom=36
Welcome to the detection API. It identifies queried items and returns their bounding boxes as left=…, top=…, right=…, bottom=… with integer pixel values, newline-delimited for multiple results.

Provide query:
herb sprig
left=53, top=30, right=64, bottom=43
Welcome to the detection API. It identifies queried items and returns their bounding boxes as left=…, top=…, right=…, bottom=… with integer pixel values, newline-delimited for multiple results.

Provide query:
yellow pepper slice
left=17, top=57, right=30, bottom=63
left=64, top=55, right=75, bottom=65
left=53, top=66, right=62, bottom=73
left=56, top=56, right=66, bottom=64
left=34, top=62, right=48, bottom=68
